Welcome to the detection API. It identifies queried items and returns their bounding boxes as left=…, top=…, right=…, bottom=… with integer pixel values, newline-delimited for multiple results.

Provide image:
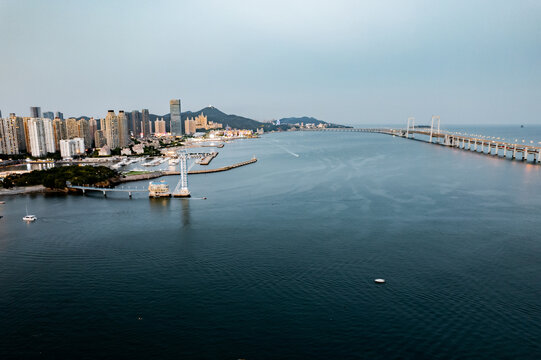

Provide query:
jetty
left=163, top=157, right=257, bottom=175
left=196, top=152, right=218, bottom=165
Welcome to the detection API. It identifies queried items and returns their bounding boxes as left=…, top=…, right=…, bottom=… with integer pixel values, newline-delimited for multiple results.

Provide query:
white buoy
left=374, top=278, right=385, bottom=284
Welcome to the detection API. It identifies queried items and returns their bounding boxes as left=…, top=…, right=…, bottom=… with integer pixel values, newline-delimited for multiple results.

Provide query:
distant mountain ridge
left=77, top=106, right=347, bottom=131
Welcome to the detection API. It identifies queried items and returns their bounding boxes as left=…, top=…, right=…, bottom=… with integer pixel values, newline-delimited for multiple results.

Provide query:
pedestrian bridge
left=66, top=181, right=147, bottom=198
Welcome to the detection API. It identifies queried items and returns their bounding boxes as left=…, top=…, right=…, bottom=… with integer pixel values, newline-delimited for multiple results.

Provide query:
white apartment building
left=60, top=138, right=85, bottom=159
left=28, top=118, right=55, bottom=157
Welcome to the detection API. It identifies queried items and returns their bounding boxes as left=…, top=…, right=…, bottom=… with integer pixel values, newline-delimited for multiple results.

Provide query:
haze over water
left=1, top=130, right=541, bottom=359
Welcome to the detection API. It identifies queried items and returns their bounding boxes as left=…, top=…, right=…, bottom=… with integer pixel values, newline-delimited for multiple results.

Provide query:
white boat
left=23, top=204, right=37, bottom=222
left=142, top=158, right=162, bottom=167
left=23, top=214, right=37, bottom=222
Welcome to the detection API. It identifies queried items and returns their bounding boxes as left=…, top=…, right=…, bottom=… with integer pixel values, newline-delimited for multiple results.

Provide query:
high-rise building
left=155, top=118, right=166, bottom=135
left=52, top=117, right=66, bottom=150
left=9, top=114, right=26, bottom=152
left=131, top=110, right=142, bottom=137
left=118, top=110, right=130, bottom=147
left=66, top=118, right=79, bottom=139
left=27, top=118, right=55, bottom=157
left=126, top=112, right=133, bottom=133
left=60, top=138, right=85, bottom=159
left=105, top=110, right=120, bottom=149
left=89, top=118, right=98, bottom=147
left=78, top=119, right=92, bottom=149
left=65, top=117, right=91, bottom=148
left=100, top=118, right=106, bottom=132
left=43, top=111, right=54, bottom=120
left=42, top=118, right=56, bottom=153
left=55, top=111, right=64, bottom=120
left=141, top=109, right=151, bottom=138
left=22, top=118, right=32, bottom=154
left=30, top=107, right=41, bottom=118
left=94, top=130, right=106, bottom=148
left=0, top=117, right=20, bottom=154
left=170, top=99, right=182, bottom=136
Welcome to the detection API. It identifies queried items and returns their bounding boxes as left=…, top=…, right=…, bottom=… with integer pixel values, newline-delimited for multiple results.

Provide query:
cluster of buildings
left=184, top=113, right=222, bottom=135
left=0, top=99, right=185, bottom=159
left=0, top=99, right=264, bottom=160
left=208, top=129, right=255, bottom=138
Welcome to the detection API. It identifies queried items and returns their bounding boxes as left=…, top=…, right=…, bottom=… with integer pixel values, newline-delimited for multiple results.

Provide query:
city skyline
left=1, top=1, right=540, bottom=125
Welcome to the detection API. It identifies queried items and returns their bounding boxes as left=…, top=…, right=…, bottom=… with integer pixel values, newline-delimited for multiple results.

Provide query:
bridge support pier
left=513, top=146, right=517, bottom=159
left=129, top=191, right=132, bottom=199
left=82, top=189, right=85, bottom=195
left=503, top=146, right=507, bottom=158
left=468, top=139, right=471, bottom=150
left=524, top=148, right=528, bottom=161
left=103, top=190, right=107, bottom=197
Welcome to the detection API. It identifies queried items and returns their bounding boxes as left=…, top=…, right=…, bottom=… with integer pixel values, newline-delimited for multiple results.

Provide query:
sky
left=0, top=0, right=540, bottom=125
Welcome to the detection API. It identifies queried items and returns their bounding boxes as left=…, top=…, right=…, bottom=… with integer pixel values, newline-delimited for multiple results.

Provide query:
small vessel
left=0, top=201, right=5, bottom=204
left=148, top=180, right=171, bottom=198
left=23, top=214, right=37, bottom=222
left=374, top=279, right=385, bottom=284
left=23, top=203, right=37, bottom=222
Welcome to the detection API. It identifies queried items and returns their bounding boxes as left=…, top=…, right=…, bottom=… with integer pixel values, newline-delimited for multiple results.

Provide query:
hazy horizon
left=1, top=0, right=540, bottom=125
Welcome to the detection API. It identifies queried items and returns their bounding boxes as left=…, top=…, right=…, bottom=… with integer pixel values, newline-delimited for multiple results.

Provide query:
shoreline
left=0, top=185, right=65, bottom=197
left=1, top=158, right=258, bottom=196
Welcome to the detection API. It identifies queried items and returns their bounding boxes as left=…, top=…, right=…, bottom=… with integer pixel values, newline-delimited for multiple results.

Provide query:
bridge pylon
left=406, top=117, right=415, bottom=138
left=429, top=115, right=440, bottom=143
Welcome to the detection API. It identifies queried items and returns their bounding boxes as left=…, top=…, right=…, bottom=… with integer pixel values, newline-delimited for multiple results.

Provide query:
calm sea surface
left=1, top=128, right=541, bottom=359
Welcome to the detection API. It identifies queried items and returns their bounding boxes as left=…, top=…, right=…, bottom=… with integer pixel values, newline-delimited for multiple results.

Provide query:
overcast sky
left=0, top=0, right=540, bottom=125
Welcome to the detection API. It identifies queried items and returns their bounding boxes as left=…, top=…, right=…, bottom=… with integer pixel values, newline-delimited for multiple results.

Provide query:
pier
left=163, top=157, right=257, bottom=176
left=196, top=152, right=218, bottom=165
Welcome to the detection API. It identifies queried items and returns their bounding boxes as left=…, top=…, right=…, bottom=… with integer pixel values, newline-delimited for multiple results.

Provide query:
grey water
left=1, top=130, right=541, bottom=359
